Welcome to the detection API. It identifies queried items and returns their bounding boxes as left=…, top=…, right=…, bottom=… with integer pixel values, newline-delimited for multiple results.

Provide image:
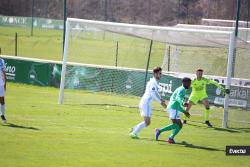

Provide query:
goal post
left=223, top=32, right=236, bottom=128
left=59, top=20, right=70, bottom=104
left=58, top=17, right=248, bottom=128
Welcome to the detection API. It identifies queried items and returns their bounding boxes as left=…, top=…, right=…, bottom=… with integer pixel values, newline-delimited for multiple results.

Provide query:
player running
left=0, top=58, right=7, bottom=124
left=130, top=67, right=167, bottom=139
left=155, top=77, right=191, bottom=144
left=183, top=69, right=228, bottom=127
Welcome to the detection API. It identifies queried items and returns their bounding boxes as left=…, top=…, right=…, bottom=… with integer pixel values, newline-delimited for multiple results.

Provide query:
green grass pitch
left=0, top=83, right=249, bottom=167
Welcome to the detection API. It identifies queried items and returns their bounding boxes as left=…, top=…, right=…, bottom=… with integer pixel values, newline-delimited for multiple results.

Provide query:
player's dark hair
left=182, top=77, right=191, bottom=89
left=196, top=68, right=204, bottom=72
left=153, top=67, right=162, bottom=74
left=182, top=77, right=191, bottom=83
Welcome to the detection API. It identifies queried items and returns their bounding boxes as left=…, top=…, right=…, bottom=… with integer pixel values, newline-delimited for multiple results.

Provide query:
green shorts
left=189, top=93, right=208, bottom=104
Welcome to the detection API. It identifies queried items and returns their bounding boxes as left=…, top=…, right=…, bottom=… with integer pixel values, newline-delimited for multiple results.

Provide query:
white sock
left=1, top=104, right=5, bottom=115
left=132, top=121, right=146, bottom=135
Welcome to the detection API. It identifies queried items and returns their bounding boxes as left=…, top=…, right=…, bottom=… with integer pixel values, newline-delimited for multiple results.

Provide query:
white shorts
left=139, top=103, right=152, bottom=117
left=167, top=108, right=181, bottom=120
left=0, top=85, right=4, bottom=97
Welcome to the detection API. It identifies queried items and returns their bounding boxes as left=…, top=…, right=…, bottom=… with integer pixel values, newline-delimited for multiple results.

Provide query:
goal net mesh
left=61, top=18, right=250, bottom=128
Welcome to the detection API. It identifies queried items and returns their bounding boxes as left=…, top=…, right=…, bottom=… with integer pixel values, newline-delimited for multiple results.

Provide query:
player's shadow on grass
left=227, top=127, right=250, bottom=133
left=140, top=138, right=224, bottom=152
left=175, top=141, right=225, bottom=152
left=186, top=122, right=241, bottom=133
left=3, top=123, right=40, bottom=131
left=184, top=122, right=207, bottom=129
left=212, top=127, right=241, bottom=133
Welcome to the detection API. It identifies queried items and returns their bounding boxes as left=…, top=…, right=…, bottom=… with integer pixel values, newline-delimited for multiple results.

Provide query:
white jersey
left=0, top=58, right=6, bottom=86
left=139, top=77, right=162, bottom=117
left=139, top=77, right=161, bottom=107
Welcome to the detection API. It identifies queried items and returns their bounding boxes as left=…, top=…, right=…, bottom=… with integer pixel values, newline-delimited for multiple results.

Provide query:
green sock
left=159, top=123, right=179, bottom=133
left=169, top=124, right=182, bottom=139
left=204, top=109, right=210, bottom=121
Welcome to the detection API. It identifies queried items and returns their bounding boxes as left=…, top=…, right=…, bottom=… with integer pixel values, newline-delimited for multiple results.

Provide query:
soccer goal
left=59, top=18, right=250, bottom=128
left=161, top=24, right=250, bottom=79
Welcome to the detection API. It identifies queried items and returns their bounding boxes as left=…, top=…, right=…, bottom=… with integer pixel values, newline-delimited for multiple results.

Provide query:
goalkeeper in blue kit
left=155, top=77, right=191, bottom=144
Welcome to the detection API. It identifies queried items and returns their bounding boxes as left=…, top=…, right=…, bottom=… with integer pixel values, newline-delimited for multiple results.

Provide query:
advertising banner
left=2, top=56, right=250, bottom=109
left=0, top=15, right=63, bottom=30
left=4, top=57, right=55, bottom=86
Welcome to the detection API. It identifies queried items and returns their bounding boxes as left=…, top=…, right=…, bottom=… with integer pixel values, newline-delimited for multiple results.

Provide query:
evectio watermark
left=226, top=146, right=250, bottom=156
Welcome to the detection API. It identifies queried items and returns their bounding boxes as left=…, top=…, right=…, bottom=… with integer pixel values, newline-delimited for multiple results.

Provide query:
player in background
left=130, top=67, right=167, bottom=139
left=183, top=69, right=229, bottom=127
left=0, top=58, right=6, bottom=124
left=155, top=77, right=191, bottom=144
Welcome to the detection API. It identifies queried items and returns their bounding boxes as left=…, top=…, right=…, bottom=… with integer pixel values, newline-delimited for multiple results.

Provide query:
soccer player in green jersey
left=155, top=77, right=191, bottom=144
left=183, top=69, right=227, bottom=127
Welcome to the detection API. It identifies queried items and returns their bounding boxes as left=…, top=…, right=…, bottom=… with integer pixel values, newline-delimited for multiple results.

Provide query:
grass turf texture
left=1, top=26, right=250, bottom=78
left=0, top=83, right=249, bottom=167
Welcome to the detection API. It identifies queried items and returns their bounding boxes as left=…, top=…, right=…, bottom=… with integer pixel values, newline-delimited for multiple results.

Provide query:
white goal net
left=59, top=18, right=250, bottom=128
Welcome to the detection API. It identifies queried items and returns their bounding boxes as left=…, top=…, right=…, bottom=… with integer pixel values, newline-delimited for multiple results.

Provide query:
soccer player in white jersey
left=130, top=67, right=167, bottom=139
left=0, top=58, right=7, bottom=124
